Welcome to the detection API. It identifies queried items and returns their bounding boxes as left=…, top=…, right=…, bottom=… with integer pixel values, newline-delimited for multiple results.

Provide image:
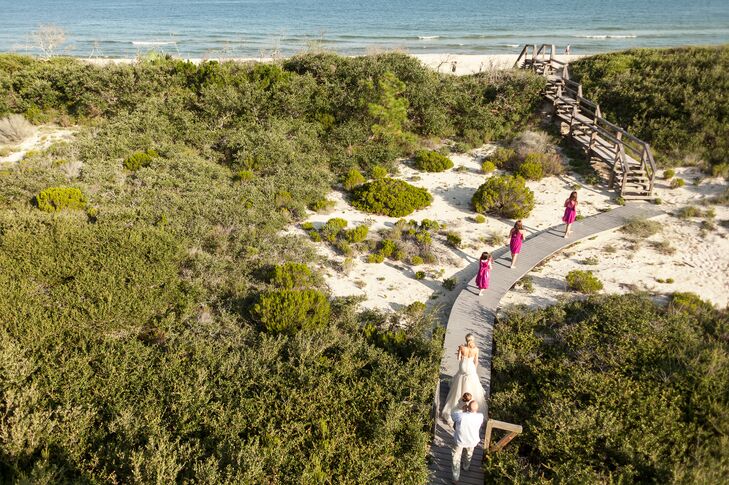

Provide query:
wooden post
left=483, top=419, right=523, bottom=456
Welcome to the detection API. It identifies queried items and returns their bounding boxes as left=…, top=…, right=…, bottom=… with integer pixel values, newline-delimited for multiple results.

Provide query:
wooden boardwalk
left=428, top=203, right=663, bottom=484
left=515, top=44, right=656, bottom=200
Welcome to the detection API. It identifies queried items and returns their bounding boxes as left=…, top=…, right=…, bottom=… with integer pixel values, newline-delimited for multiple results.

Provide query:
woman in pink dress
left=476, top=251, right=493, bottom=296
left=509, top=220, right=525, bottom=268
left=562, top=191, right=578, bottom=238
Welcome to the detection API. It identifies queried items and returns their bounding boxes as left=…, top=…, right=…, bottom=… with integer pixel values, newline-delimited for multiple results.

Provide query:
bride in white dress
left=441, top=333, right=487, bottom=424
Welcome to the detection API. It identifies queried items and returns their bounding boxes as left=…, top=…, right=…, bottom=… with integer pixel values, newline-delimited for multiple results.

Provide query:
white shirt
left=452, top=410, right=484, bottom=447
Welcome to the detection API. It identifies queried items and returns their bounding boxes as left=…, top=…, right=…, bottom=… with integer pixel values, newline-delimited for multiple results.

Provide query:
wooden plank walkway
left=428, top=203, right=663, bottom=484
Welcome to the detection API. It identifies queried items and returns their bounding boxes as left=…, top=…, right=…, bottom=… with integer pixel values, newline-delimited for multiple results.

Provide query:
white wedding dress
left=441, top=353, right=487, bottom=424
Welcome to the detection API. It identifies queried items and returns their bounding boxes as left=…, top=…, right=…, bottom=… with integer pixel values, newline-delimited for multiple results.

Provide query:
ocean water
left=1, top=0, right=728, bottom=58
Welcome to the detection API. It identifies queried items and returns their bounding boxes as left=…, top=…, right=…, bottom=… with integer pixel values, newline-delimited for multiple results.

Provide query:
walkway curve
left=428, top=203, right=663, bottom=484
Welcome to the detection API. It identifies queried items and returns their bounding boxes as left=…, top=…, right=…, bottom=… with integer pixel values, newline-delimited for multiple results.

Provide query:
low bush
left=445, top=232, right=462, bottom=248
left=488, top=147, right=517, bottom=169
left=474, top=214, right=486, bottom=223
left=516, top=157, right=544, bottom=180
left=565, top=270, right=603, bottom=293
left=343, top=168, right=366, bottom=190
left=35, top=186, right=87, bottom=212
left=379, top=239, right=398, bottom=258
left=512, top=130, right=551, bottom=159
left=350, top=178, right=432, bottom=217
left=515, top=275, right=534, bottom=293
left=670, top=178, right=686, bottom=188
left=308, top=198, right=336, bottom=213
left=367, top=253, right=385, bottom=263
left=123, top=149, right=159, bottom=172
left=410, top=255, right=424, bottom=265
left=481, top=161, right=496, bottom=173
left=321, top=217, right=348, bottom=242
left=442, top=277, right=457, bottom=291
left=663, top=168, right=676, bottom=179
left=405, top=301, right=427, bottom=317
left=0, top=114, right=34, bottom=143
left=270, top=262, right=317, bottom=289
left=415, top=271, right=426, bottom=280
left=621, top=217, right=662, bottom=238
left=233, top=169, right=254, bottom=182
left=471, top=175, right=534, bottom=219
left=252, top=289, right=330, bottom=334
left=676, top=205, right=702, bottom=219
left=712, top=163, right=729, bottom=179
left=370, top=165, right=388, bottom=179
left=413, top=150, right=454, bottom=172
left=344, top=225, right=369, bottom=243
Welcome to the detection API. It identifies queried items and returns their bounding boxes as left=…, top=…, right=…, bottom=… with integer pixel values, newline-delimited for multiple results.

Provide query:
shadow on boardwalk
left=428, top=203, right=663, bottom=484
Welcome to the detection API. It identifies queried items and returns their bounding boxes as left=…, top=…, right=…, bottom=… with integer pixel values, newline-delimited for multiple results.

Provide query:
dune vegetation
left=0, top=52, right=544, bottom=481
left=570, top=45, right=729, bottom=175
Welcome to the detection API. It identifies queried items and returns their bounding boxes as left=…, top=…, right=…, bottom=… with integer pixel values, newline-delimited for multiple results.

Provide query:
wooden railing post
left=483, top=419, right=523, bottom=456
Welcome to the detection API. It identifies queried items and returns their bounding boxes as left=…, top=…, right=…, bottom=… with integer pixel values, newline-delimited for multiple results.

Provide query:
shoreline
left=78, top=53, right=589, bottom=74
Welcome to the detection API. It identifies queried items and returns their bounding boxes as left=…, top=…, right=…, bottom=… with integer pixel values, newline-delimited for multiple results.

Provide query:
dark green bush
left=486, top=294, right=729, bottom=483
left=445, top=232, right=462, bottom=248
left=123, top=149, right=159, bottom=171
left=343, top=168, right=366, bottom=190
left=415, top=271, right=426, bottom=280
left=663, top=168, right=676, bottom=180
left=516, top=158, right=544, bottom=180
left=350, top=178, right=432, bottom=217
left=344, top=225, right=369, bottom=243
left=442, top=277, right=457, bottom=290
left=488, top=147, right=517, bottom=169
left=481, top=160, right=496, bottom=173
left=35, top=186, right=87, bottom=212
left=565, top=269, right=603, bottom=293
left=413, top=150, right=454, bottom=172
left=308, top=198, right=336, bottom=213
left=471, top=175, right=534, bottom=219
left=270, top=262, right=317, bottom=289
left=253, top=289, right=330, bottom=334
left=370, top=165, right=388, bottom=179
left=321, top=217, right=348, bottom=242
left=671, top=178, right=686, bottom=188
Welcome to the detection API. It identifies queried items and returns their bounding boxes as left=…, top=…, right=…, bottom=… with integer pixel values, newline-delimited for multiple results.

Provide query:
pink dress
left=562, top=200, right=577, bottom=224
left=509, top=230, right=524, bottom=254
left=476, top=259, right=492, bottom=289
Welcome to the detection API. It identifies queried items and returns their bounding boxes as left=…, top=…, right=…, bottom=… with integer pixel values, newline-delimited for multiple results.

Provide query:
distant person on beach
left=565, top=44, right=571, bottom=55
left=509, top=220, right=525, bottom=268
left=451, top=398, right=484, bottom=483
left=476, top=252, right=493, bottom=296
left=451, top=60, right=457, bottom=73
left=562, top=191, right=578, bottom=238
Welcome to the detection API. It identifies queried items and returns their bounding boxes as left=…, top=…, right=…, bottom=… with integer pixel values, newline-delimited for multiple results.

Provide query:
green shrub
left=321, top=217, right=348, bottom=242
left=415, top=270, right=426, bottom=280
left=35, top=186, right=87, bottom=212
left=663, top=168, right=676, bottom=179
left=565, top=270, right=603, bottom=293
left=413, top=150, right=454, bottom=172
left=621, top=217, right=661, bottom=238
left=481, top=161, right=496, bottom=173
left=253, top=289, right=330, bottom=334
left=410, top=255, right=424, bottom=265
left=445, top=232, right=462, bottom=248
left=344, top=225, right=369, bottom=243
left=712, top=163, right=729, bottom=179
left=270, top=262, right=317, bottom=289
left=335, top=240, right=353, bottom=256
left=474, top=214, right=486, bottom=223
left=343, top=168, right=366, bottom=190
left=234, top=169, right=254, bottom=182
left=371, top=165, right=388, bottom=179
left=516, top=275, right=534, bottom=293
left=489, top=147, right=516, bottom=169
left=123, top=149, right=158, bottom=171
left=367, top=253, right=385, bottom=263
left=471, top=175, right=534, bottom=219
left=350, top=178, right=432, bottom=217
left=442, top=277, right=457, bottom=291
left=670, top=178, right=685, bottom=188
left=379, top=239, right=397, bottom=258
left=405, top=300, right=427, bottom=317
left=419, top=219, right=440, bottom=231
left=516, top=157, right=544, bottom=180
left=309, top=198, right=336, bottom=213
left=677, top=205, right=702, bottom=219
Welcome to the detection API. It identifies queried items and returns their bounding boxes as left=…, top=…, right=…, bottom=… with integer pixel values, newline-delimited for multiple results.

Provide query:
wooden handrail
left=483, top=419, right=523, bottom=454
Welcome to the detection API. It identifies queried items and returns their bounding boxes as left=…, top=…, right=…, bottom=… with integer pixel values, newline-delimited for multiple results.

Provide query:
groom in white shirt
left=451, top=399, right=484, bottom=483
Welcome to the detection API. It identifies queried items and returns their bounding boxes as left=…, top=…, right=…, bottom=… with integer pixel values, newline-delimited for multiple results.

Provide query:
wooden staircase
left=516, top=44, right=655, bottom=199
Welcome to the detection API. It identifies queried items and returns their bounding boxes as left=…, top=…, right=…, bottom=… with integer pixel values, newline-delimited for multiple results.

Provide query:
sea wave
left=574, top=35, right=638, bottom=39
left=417, top=36, right=440, bottom=40
left=131, top=41, right=177, bottom=46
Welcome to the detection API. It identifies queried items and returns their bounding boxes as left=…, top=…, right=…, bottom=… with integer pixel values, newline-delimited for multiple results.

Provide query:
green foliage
left=410, top=255, right=424, bottom=266
left=671, top=178, right=686, bottom=188
left=516, top=157, right=544, bottom=180
left=270, top=262, right=317, bottom=289
left=474, top=214, right=486, bottom=223
left=445, top=231, right=462, bottom=248
left=253, top=289, right=330, bottom=334
left=663, top=168, right=676, bottom=179
left=367, top=253, right=385, bottom=264
left=565, top=269, right=604, bottom=293
left=442, top=277, right=457, bottom=291
left=321, top=217, right=348, bottom=242
left=308, top=198, right=336, bottom=213
left=379, top=239, right=398, bottom=258
left=123, top=149, right=159, bottom=171
left=344, top=225, right=369, bottom=243
left=481, top=160, right=496, bottom=173
left=488, top=147, right=517, bottom=169
left=413, top=150, right=454, bottom=172
left=415, top=271, right=426, bottom=280
left=471, top=175, right=534, bottom=219
left=677, top=205, right=702, bottom=219
left=370, top=165, right=388, bottom=180
left=712, top=162, right=729, bottom=179
left=350, top=178, right=432, bottom=217
left=487, top=294, right=729, bottom=483
left=343, top=168, right=366, bottom=190
left=621, top=217, right=662, bottom=238
left=367, top=71, right=416, bottom=151
left=234, top=169, right=255, bottom=182
left=405, top=301, right=427, bottom=317
left=571, top=46, right=729, bottom=168
left=35, top=186, right=87, bottom=212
